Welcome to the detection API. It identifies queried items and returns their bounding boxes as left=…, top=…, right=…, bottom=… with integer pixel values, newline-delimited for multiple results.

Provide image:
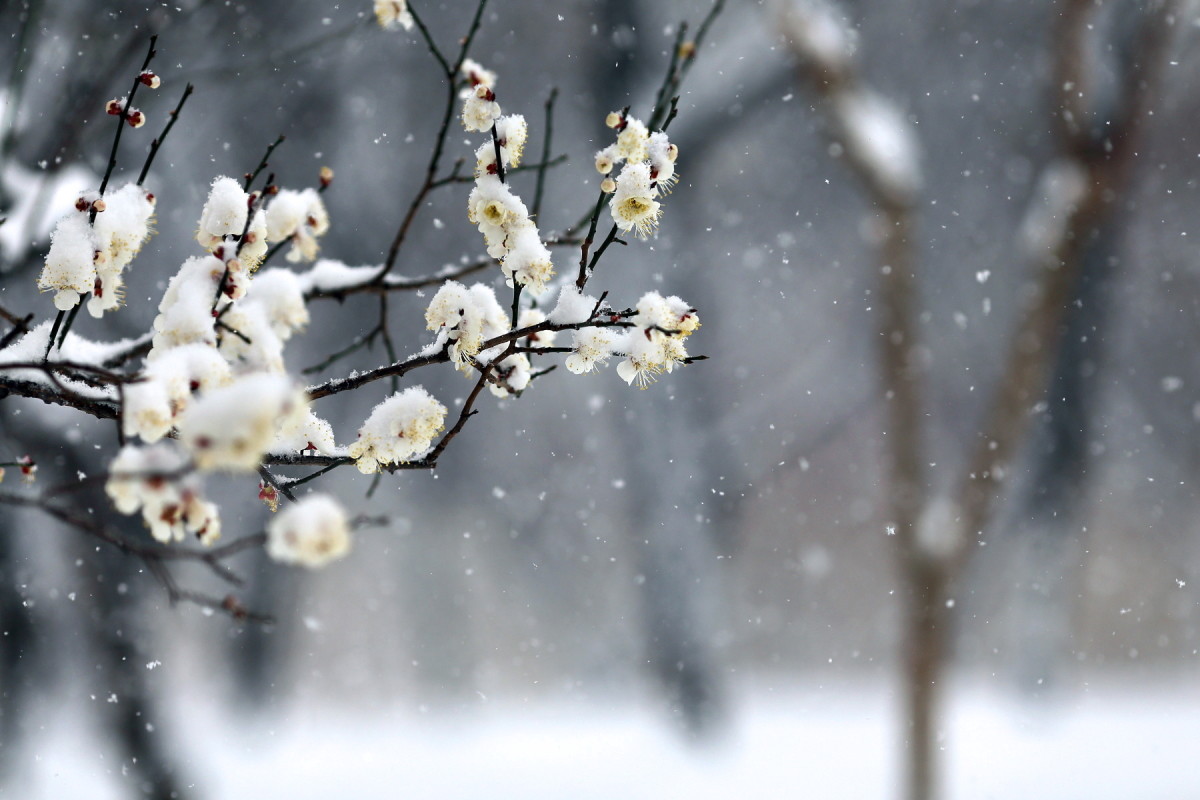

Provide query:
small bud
left=264, top=184, right=279, bottom=196
left=91, top=198, right=107, bottom=213
left=319, top=166, right=334, bottom=188
left=221, top=594, right=249, bottom=620
left=106, top=98, right=125, bottom=116
left=75, top=197, right=90, bottom=212
left=605, top=111, right=623, bottom=129
left=138, top=71, right=161, bottom=89
left=258, top=481, right=280, bottom=512
left=666, top=143, right=679, bottom=163
left=595, top=152, right=614, bottom=175
left=18, top=455, right=36, bottom=483
left=678, top=40, right=696, bottom=59
left=474, top=84, right=495, bottom=102
left=125, top=109, right=145, bottom=128
left=600, top=177, right=617, bottom=194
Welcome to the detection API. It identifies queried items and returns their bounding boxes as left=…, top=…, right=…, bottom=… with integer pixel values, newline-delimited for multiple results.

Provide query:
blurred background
left=2, top=0, right=1200, bottom=797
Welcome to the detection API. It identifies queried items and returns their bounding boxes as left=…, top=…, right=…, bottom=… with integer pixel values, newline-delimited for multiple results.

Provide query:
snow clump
left=348, top=386, right=447, bottom=474
left=266, top=494, right=350, bottom=568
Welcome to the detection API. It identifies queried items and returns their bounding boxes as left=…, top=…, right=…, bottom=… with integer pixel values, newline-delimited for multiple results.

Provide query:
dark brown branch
left=305, top=314, right=637, bottom=401
left=374, top=0, right=489, bottom=282
left=532, top=88, right=559, bottom=221
left=0, top=490, right=270, bottom=622
left=96, top=35, right=158, bottom=203
left=576, top=190, right=610, bottom=288
left=138, top=82, right=193, bottom=186
left=243, top=135, right=285, bottom=192
left=304, top=258, right=492, bottom=301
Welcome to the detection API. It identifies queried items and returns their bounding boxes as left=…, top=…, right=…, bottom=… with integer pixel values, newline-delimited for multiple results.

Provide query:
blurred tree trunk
left=778, top=1, right=1181, bottom=798
left=86, top=548, right=190, bottom=799
left=593, top=0, right=726, bottom=737
left=1011, top=227, right=1116, bottom=692
left=232, top=549, right=297, bottom=708
left=56, top=436, right=191, bottom=800
left=0, top=520, right=38, bottom=777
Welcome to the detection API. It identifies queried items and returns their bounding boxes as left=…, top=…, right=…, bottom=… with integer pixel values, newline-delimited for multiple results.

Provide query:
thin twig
left=138, top=82, right=194, bottom=186
left=243, top=135, right=285, bottom=192
left=532, top=88, right=559, bottom=222
left=375, top=0, right=490, bottom=282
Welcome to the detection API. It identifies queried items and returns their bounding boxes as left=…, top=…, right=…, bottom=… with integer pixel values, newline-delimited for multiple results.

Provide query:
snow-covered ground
left=14, top=680, right=1200, bottom=799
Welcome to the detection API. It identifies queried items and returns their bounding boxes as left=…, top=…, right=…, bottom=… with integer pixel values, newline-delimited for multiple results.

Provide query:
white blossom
left=614, top=116, right=650, bottom=164
left=467, top=175, right=528, bottom=259
left=500, top=221, right=555, bottom=296
left=125, top=343, right=234, bottom=442
left=462, top=84, right=501, bottom=133
left=594, top=144, right=617, bottom=175
left=105, top=442, right=220, bottom=546
left=494, top=114, right=528, bottom=167
left=38, top=212, right=97, bottom=311
left=273, top=408, right=337, bottom=455
left=266, top=188, right=329, bottom=263
left=242, top=268, right=309, bottom=339
left=348, top=386, right=447, bottom=474
left=122, top=378, right=174, bottom=443
left=614, top=291, right=699, bottom=387
left=425, top=281, right=507, bottom=372
left=150, top=255, right=225, bottom=353
left=266, top=495, right=350, bottom=568
left=518, top=307, right=556, bottom=347
left=373, top=0, right=413, bottom=31
left=460, top=59, right=496, bottom=94
left=548, top=285, right=597, bottom=325
left=88, top=183, right=156, bottom=317
left=609, top=162, right=661, bottom=238
left=217, top=302, right=286, bottom=374
left=176, top=374, right=308, bottom=471
left=565, top=327, right=617, bottom=374
left=196, top=176, right=249, bottom=250
left=488, top=351, right=532, bottom=398
left=239, top=210, right=269, bottom=269
left=466, top=172, right=554, bottom=295
left=646, top=131, right=679, bottom=195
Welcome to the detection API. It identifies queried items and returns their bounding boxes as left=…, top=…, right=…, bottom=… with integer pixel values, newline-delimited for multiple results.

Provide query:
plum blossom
left=266, top=495, right=350, bottom=568
left=348, top=386, right=447, bottom=473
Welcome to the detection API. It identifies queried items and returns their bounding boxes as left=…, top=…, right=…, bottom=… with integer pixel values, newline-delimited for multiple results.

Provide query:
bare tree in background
left=777, top=0, right=1185, bottom=797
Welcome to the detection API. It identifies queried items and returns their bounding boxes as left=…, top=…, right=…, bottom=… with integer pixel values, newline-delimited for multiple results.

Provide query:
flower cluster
left=105, top=442, right=221, bottom=545
left=124, top=343, right=233, bottom=443
left=267, top=495, right=351, bottom=568
left=557, top=289, right=698, bottom=386
left=373, top=0, right=413, bottom=31
left=266, top=188, right=330, bottom=263
left=348, top=386, right=447, bottom=474
left=614, top=292, right=699, bottom=387
left=425, top=280, right=508, bottom=371
left=176, top=373, right=309, bottom=471
left=462, top=61, right=555, bottom=296
left=595, top=111, right=678, bottom=237
left=10, top=9, right=711, bottom=591
left=38, top=183, right=156, bottom=316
